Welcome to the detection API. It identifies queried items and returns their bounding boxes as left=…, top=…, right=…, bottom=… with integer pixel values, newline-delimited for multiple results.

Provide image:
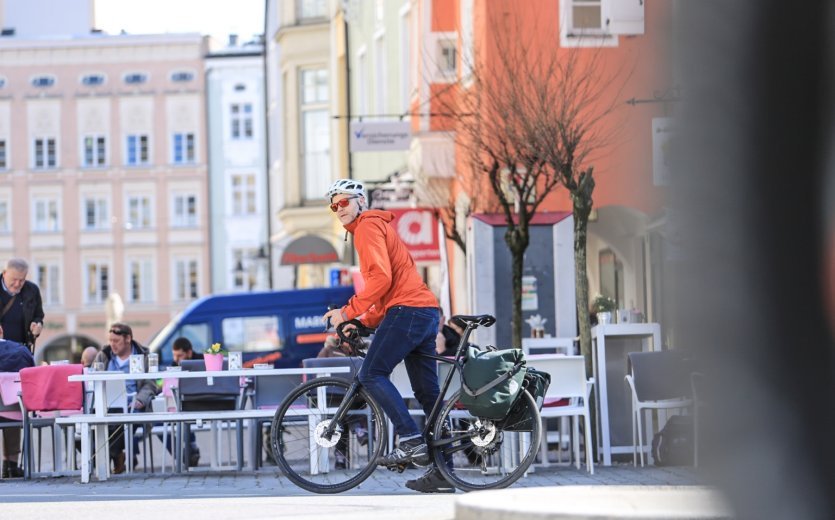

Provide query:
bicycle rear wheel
left=431, top=389, right=542, bottom=491
left=270, top=377, right=387, bottom=494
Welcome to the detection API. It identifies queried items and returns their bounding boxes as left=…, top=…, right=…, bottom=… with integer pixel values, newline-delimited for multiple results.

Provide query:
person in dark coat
left=0, top=324, right=35, bottom=478
left=0, top=258, right=44, bottom=354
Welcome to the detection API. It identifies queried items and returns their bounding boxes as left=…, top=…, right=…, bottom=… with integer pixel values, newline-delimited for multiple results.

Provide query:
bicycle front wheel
left=270, top=377, right=387, bottom=494
left=432, top=389, right=542, bottom=491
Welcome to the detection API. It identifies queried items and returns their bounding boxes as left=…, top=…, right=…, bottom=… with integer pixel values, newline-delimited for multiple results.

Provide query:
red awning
left=280, top=235, right=340, bottom=265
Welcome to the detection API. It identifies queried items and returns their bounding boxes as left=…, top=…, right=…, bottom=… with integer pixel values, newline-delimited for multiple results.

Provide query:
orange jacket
left=341, top=210, right=438, bottom=327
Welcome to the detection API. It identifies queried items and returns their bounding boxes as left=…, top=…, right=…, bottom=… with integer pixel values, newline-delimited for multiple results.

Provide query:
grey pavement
left=0, top=463, right=708, bottom=519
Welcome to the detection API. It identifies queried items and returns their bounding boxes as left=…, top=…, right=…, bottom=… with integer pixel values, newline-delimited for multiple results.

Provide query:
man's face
left=109, top=329, right=132, bottom=359
left=2, top=268, right=26, bottom=294
left=172, top=348, right=192, bottom=365
left=331, top=194, right=362, bottom=226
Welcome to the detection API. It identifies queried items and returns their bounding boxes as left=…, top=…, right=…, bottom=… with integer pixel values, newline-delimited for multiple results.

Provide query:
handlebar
left=335, top=319, right=375, bottom=357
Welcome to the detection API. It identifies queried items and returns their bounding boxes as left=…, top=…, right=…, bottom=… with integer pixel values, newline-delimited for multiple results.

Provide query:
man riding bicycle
left=322, top=179, right=454, bottom=493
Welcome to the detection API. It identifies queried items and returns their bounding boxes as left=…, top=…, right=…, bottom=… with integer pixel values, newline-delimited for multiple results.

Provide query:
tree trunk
left=571, top=169, right=595, bottom=377
left=506, top=226, right=529, bottom=349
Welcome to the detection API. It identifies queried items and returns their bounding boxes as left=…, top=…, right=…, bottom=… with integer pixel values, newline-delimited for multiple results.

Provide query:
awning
left=280, top=235, right=340, bottom=265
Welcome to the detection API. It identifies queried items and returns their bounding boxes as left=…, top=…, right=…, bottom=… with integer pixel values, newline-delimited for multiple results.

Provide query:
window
left=300, top=68, right=330, bottom=200
left=571, top=0, right=603, bottom=30
left=124, top=73, right=147, bottom=85
left=81, top=74, right=105, bottom=86
left=35, top=263, right=60, bottom=306
left=0, top=139, right=6, bottom=169
left=439, top=40, right=457, bottom=75
left=174, top=258, right=199, bottom=301
left=230, top=104, right=253, bottom=139
left=31, top=75, right=55, bottom=88
left=33, top=198, right=60, bottom=232
left=231, top=173, right=257, bottom=215
left=0, top=77, right=6, bottom=89
left=33, top=137, right=57, bottom=168
left=598, top=248, right=624, bottom=309
left=84, top=261, right=109, bottom=304
left=221, top=315, right=281, bottom=352
left=82, top=135, right=106, bottom=167
left=126, top=134, right=149, bottom=165
left=297, top=0, right=326, bottom=21
left=83, top=197, right=109, bottom=230
left=0, top=200, right=8, bottom=232
left=231, top=248, right=256, bottom=290
left=172, top=132, right=196, bottom=164
left=127, top=258, right=153, bottom=303
left=172, top=193, right=197, bottom=227
left=126, top=195, right=151, bottom=230
left=170, top=71, right=194, bottom=82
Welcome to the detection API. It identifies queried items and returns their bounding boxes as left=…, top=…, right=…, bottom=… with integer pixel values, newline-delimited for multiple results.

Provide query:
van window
left=158, top=322, right=211, bottom=364
left=222, top=316, right=281, bottom=352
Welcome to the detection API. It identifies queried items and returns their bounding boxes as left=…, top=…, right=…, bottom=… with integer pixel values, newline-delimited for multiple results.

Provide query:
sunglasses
left=329, top=196, right=359, bottom=212
left=109, top=329, right=129, bottom=336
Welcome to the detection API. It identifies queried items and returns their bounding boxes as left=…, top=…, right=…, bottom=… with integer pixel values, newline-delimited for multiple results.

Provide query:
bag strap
left=0, top=294, right=16, bottom=320
left=461, top=360, right=526, bottom=397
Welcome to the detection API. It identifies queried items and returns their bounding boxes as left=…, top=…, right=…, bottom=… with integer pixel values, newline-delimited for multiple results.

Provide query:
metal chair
left=249, top=372, right=303, bottom=469
left=174, top=359, right=246, bottom=469
left=625, top=350, right=694, bottom=466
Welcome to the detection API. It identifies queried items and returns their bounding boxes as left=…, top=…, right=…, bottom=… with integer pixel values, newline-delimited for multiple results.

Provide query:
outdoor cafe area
left=0, top=324, right=702, bottom=483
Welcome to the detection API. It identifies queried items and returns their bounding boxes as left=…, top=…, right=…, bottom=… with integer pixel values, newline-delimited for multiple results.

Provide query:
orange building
left=407, top=0, right=674, bottom=339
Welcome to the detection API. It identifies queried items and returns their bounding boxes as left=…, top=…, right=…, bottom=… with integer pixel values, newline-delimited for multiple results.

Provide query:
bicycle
left=269, top=313, right=543, bottom=494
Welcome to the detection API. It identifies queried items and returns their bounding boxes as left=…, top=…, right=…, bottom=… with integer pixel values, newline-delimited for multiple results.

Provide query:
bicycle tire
left=431, top=389, right=542, bottom=491
left=270, top=377, right=387, bottom=494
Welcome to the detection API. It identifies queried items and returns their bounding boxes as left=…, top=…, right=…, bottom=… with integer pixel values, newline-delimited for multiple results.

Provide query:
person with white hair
left=0, top=258, right=44, bottom=353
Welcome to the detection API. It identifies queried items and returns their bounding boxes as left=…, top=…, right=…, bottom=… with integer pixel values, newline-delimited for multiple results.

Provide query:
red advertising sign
left=388, top=208, right=441, bottom=263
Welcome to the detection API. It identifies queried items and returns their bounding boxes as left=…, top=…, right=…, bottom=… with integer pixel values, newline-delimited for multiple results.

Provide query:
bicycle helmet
left=326, top=179, right=367, bottom=203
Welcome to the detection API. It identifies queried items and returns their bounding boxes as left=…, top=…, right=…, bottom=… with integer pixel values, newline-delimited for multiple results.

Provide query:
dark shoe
left=112, top=452, right=126, bottom=474
left=378, top=437, right=428, bottom=467
left=406, top=467, right=456, bottom=494
left=1, top=460, right=24, bottom=479
left=188, top=451, right=200, bottom=468
left=334, top=452, right=348, bottom=470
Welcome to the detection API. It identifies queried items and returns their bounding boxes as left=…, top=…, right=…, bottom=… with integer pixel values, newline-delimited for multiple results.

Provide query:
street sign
left=349, top=121, right=411, bottom=152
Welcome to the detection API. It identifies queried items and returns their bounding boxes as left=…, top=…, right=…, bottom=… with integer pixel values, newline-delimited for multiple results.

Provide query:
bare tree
left=447, top=7, right=627, bottom=359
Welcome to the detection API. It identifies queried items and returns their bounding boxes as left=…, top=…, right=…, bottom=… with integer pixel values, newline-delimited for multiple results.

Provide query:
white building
left=205, top=36, right=271, bottom=292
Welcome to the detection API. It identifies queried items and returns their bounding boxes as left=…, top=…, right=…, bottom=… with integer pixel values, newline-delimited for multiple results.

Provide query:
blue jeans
left=358, top=306, right=440, bottom=439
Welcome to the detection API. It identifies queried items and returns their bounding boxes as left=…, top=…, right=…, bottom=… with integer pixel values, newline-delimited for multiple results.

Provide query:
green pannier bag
left=459, top=346, right=527, bottom=420
left=500, top=367, right=551, bottom=431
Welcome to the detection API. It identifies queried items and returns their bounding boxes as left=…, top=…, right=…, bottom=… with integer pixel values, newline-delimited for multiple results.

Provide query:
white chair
left=624, top=350, right=694, bottom=467
left=526, top=354, right=595, bottom=474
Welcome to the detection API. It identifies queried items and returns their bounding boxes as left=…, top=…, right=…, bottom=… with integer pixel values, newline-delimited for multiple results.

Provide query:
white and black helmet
left=326, top=179, right=367, bottom=202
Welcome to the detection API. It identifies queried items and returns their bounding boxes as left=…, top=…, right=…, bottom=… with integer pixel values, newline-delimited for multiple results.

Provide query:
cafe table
left=64, top=366, right=349, bottom=482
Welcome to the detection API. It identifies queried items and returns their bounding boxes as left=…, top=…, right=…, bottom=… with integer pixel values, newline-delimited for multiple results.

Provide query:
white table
left=66, top=366, right=349, bottom=482
left=591, top=323, right=661, bottom=466
left=521, top=337, right=576, bottom=355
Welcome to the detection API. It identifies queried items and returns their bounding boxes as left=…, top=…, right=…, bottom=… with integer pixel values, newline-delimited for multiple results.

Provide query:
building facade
left=0, top=30, right=210, bottom=358
left=205, top=38, right=271, bottom=293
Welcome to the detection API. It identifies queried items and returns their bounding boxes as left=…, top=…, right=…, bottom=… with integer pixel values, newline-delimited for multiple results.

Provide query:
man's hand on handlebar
left=322, top=307, right=346, bottom=330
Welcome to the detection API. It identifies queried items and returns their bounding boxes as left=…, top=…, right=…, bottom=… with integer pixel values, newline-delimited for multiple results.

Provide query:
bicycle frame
left=320, top=319, right=480, bottom=451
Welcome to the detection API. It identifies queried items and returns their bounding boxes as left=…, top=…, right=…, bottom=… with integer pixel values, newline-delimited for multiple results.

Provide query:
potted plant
left=591, top=294, right=617, bottom=325
left=204, top=342, right=226, bottom=371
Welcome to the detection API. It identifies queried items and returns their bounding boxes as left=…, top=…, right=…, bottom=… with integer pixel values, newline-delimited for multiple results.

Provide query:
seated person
left=0, top=324, right=34, bottom=479
left=435, top=316, right=470, bottom=357
left=93, top=323, right=158, bottom=474
left=164, top=336, right=201, bottom=466
left=80, top=345, right=99, bottom=368
left=172, top=337, right=203, bottom=366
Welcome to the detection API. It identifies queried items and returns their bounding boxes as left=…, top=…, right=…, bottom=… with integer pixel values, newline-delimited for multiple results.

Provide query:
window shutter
left=608, top=0, right=644, bottom=35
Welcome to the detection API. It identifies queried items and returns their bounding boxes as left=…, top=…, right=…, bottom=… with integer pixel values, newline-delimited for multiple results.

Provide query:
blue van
left=147, top=286, right=355, bottom=368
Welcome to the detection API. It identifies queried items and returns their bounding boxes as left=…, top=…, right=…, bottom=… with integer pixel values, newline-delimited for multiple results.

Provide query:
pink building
left=0, top=31, right=210, bottom=360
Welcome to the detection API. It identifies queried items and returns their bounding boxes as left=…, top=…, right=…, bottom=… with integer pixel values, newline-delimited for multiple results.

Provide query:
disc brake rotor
left=314, top=420, right=342, bottom=448
left=469, top=419, right=497, bottom=447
